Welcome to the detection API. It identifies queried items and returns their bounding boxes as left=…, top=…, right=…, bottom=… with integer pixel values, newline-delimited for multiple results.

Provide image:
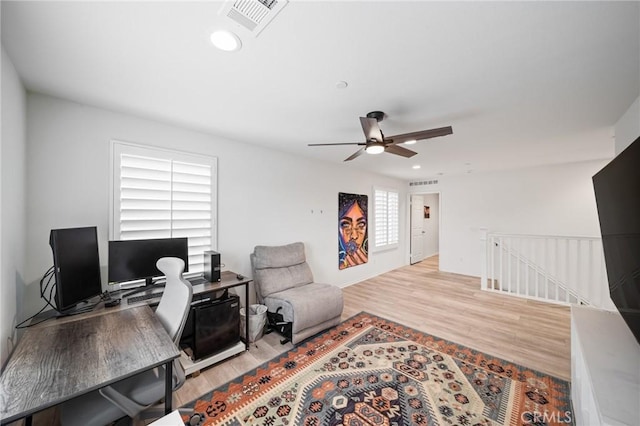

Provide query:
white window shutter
left=119, top=154, right=172, bottom=240
left=112, top=142, right=217, bottom=274
left=374, top=189, right=388, bottom=248
left=388, top=191, right=399, bottom=245
left=374, top=188, right=399, bottom=250
left=171, top=160, right=213, bottom=271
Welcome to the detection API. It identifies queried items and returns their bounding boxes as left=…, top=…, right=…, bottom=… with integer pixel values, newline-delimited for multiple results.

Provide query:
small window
left=110, top=141, right=217, bottom=273
left=373, top=188, right=399, bottom=250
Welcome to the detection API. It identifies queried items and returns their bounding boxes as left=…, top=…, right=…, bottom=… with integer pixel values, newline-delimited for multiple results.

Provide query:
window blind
left=374, top=188, right=399, bottom=249
left=112, top=142, right=217, bottom=273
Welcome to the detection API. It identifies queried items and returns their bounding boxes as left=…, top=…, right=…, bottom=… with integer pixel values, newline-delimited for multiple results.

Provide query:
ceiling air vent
left=409, top=179, right=439, bottom=187
left=219, top=0, right=289, bottom=36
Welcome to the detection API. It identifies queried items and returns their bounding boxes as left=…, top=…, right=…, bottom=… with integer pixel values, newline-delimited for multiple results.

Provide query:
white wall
left=23, top=93, right=407, bottom=315
left=410, top=159, right=608, bottom=278
left=422, top=193, right=439, bottom=258
left=614, top=96, right=640, bottom=153
left=19, top=95, right=631, bottom=343
left=1, top=46, right=27, bottom=367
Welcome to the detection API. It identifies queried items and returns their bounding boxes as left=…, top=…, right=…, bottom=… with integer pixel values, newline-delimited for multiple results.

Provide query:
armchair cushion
left=253, top=242, right=314, bottom=297
left=263, top=283, right=344, bottom=333
left=253, top=242, right=307, bottom=269
left=255, top=263, right=313, bottom=298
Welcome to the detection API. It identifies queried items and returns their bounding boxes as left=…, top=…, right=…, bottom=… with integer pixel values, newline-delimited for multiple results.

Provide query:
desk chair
left=60, top=257, right=193, bottom=426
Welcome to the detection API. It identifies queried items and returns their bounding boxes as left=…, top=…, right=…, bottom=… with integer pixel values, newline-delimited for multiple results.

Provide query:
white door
left=410, top=195, right=425, bottom=264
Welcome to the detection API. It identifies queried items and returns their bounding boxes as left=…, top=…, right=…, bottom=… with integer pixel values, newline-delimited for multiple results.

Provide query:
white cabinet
left=571, top=306, right=640, bottom=425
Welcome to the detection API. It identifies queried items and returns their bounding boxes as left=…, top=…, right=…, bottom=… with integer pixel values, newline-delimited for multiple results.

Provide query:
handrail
left=489, top=233, right=600, bottom=240
left=481, top=231, right=613, bottom=309
left=492, top=238, right=589, bottom=305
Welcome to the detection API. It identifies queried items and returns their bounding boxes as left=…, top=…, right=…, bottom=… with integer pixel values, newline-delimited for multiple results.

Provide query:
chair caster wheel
left=186, top=413, right=204, bottom=426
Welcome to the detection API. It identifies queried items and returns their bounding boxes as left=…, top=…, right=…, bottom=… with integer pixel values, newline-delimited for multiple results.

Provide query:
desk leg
left=245, top=282, right=250, bottom=350
left=165, top=360, right=173, bottom=415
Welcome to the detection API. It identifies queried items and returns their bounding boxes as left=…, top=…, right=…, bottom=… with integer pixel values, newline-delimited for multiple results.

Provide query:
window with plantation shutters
left=111, top=141, right=217, bottom=274
left=373, top=188, right=399, bottom=250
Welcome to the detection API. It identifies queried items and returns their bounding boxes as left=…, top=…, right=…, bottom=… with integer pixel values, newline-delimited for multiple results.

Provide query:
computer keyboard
left=126, top=276, right=207, bottom=304
left=127, top=292, right=162, bottom=304
left=188, top=276, right=207, bottom=285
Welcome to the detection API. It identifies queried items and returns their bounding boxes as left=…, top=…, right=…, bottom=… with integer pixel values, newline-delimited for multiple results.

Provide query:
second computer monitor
left=108, top=237, right=189, bottom=285
left=50, top=226, right=103, bottom=313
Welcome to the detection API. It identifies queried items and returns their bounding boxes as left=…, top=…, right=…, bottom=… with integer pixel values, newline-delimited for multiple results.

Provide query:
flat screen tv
left=49, top=226, right=103, bottom=314
left=593, top=135, right=640, bottom=345
left=108, top=237, right=189, bottom=296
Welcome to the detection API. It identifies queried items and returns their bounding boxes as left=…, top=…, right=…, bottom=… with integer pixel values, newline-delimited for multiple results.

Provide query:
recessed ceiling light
left=336, top=81, right=348, bottom=89
left=210, top=30, right=242, bottom=52
left=412, top=165, right=421, bottom=169
left=404, top=139, right=417, bottom=145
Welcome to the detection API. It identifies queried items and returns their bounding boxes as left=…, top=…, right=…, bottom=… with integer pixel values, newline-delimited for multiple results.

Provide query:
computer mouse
left=236, top=274, right=244, bottom=280
left=105, top=298, right=121, bottom=308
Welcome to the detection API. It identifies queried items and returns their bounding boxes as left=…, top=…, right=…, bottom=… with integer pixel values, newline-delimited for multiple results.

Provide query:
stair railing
left=480, top=230, right=615, bottom=309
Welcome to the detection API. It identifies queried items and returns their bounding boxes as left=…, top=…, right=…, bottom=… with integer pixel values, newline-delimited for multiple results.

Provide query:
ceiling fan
left=309, top=111, right=453, bottom=161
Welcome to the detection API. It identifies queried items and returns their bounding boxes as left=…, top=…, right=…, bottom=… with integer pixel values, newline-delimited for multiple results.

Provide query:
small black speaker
left=204, top=250, right=221, bottom=282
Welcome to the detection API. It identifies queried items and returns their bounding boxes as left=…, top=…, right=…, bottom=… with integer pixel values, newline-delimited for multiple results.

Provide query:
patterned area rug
left=181, top=312, right=573, bottom=425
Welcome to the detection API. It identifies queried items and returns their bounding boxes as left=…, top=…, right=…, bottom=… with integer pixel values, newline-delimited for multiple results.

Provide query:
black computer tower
left=181, top=294, right=240, bottom=361
left=204, top=250, right=221, bottom=282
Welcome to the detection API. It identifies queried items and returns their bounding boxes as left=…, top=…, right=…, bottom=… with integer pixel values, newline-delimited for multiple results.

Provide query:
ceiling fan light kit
left=308, top=111, right=453, bottom=162
left=365, top=142, right=385, bottom=155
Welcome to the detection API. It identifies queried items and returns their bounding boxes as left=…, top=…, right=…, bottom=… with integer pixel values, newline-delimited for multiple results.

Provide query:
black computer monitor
left=49, top=226, right=103, bottom=314
left=108, top=237, right=189, bottom=296
left=593, top=135, right=640, bottom=345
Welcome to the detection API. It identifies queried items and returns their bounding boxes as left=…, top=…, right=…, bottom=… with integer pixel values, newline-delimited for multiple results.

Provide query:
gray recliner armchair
left=251, top=242, right=343, bottom=344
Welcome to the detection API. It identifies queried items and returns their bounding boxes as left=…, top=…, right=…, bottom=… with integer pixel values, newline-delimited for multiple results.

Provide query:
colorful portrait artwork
left=338, top=192, right=368, bottom=270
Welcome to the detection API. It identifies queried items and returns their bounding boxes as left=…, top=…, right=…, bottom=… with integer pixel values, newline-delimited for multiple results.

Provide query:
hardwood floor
left=25, top=255, right=571, bottom=425
left=342, top=255, right=571, bottom=380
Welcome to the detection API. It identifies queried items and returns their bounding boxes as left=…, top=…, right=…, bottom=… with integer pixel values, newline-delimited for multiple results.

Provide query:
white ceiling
left=2, top=1, right=638, bottom=180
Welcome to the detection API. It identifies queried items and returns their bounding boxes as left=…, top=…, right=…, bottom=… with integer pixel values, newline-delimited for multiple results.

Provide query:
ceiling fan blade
left=385, top=144, right=417, bottom=158
left=344, top=147, right=366, bottom=161
left=386, top=126, right=453, bottom=145
left=360, top=117, right=384, bottom=142
left=308, top=142, right=365, bottom=146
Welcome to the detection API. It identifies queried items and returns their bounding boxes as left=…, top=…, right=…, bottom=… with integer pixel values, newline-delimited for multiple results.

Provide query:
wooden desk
left=0, top=305, right=180, bottom=425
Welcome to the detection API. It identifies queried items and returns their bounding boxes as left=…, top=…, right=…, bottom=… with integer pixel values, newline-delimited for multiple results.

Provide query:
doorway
left=410, top=192, right=440, bottom=266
